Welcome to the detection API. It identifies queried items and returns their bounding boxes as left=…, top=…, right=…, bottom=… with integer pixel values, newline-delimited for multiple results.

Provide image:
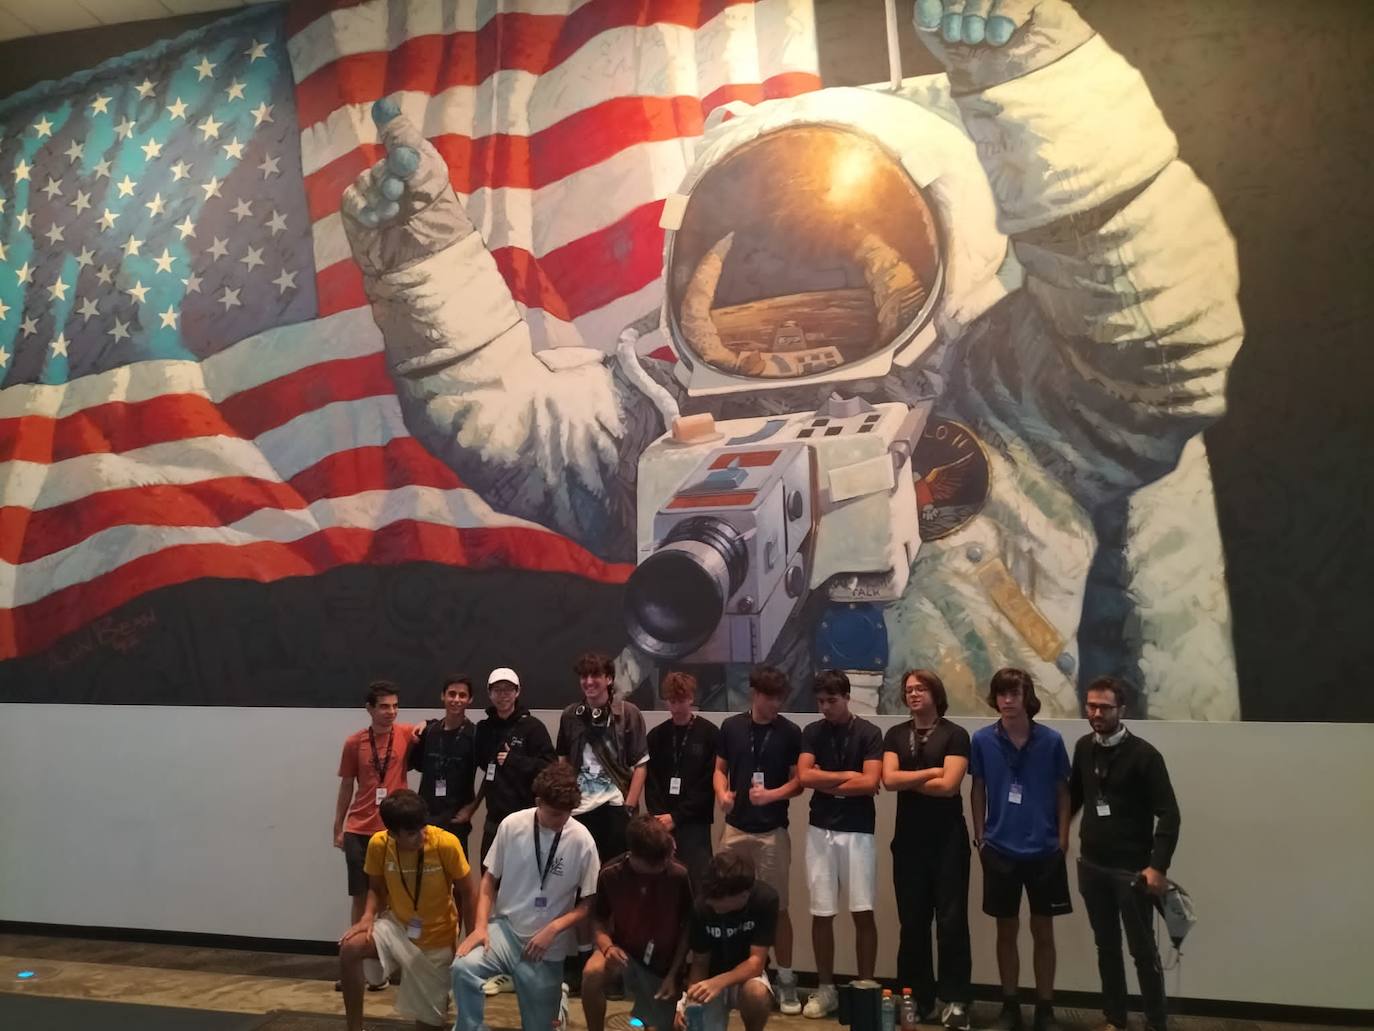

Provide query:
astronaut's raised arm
left=343, top=103, right=652, bottom=558
left=920, top=0, right=1243, bottom=500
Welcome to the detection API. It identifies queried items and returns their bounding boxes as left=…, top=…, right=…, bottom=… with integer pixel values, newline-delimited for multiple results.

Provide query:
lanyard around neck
left=533, top=813, right=563, bottom=892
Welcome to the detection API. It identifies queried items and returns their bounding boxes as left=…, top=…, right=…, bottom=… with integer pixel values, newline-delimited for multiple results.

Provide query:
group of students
left=332, top=654, right=1181, bottom=1031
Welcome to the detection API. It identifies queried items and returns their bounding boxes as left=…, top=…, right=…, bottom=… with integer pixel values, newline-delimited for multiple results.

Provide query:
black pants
left=892, top=820, right=971, bottom=1009
left=1078, top=859, right=1168, bottom=1031
left=430, top=821, right=471, bottom=861
left=480, top=818, right=501, bottom=866
left=578, top=803, right=631, bottom=862
left=672, top=821, right=713, bottom=894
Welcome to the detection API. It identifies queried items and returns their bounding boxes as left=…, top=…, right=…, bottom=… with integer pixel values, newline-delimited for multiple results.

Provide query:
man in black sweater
left=645, top=671, right=718, bottom=892
left=1070, top=676, right=1181, bottom=1031
left=473, top=667, right=556, bottom=864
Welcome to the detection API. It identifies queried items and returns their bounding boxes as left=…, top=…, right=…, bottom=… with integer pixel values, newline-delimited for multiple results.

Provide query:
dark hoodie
left=473, top=704, right=556, bottom=826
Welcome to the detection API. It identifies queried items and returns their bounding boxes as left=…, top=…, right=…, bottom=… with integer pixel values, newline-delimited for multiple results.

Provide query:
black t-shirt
left=689, top=882, right=779, bottom=977
left=409, top=718, right=477, bottom=827
left=800, top=716, right=884, bottom=834
left=645, top=715, right=719, bottom=826
left=716, top=713, right=803, bottom=833
left=882, top=718, right=971, bottom=838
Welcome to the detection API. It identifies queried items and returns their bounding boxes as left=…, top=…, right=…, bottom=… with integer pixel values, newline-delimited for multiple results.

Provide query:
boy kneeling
left=339, top=789, right=478, bottom=1031
left=681, top=852, right=778, bottom=1031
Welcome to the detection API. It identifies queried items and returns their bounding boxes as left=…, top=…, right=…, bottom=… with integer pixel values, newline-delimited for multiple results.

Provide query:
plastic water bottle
left=899, top=988, right=918, bottom=1031
left=881, top=989, right=896, bottom=1031
left=685, top=1002, right=706, bottom=1031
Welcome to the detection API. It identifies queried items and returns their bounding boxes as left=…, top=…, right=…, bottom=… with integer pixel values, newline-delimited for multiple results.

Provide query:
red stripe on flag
left=218, top=352, right=392, bottom=438
left=1, top=521, right=634, bottom=660
left=2, top=437, right=464, bottom=566
left=294, top=0, right=754, bottom=127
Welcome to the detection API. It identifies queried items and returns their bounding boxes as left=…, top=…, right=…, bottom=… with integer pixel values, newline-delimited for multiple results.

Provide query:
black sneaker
left=994, top=1001, right=1024, bottom=1031
left=1031, top=1005, right=1061, bottom=1031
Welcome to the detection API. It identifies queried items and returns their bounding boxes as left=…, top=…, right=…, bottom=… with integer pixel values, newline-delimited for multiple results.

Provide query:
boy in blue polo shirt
left=970, top=669, right=1071, bottom=1031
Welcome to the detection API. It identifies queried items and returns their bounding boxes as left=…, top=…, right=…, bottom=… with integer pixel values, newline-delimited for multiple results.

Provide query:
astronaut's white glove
left=341, top=98, right=476, bottom=279
left=913, top=0, right=1094, bottom=90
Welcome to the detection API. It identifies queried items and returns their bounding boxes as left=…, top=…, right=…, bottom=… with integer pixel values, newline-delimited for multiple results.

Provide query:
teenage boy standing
left=473, top=667, right=556, bottom=864
left=796, top=670, right=882, bottom=1019
left=411, top=674, right=479, bottom=856
left=970, top=668, right=1072, bottom=1031
left=645, top=671, right=718, bottom=891
left=714, top=666, right=803, bottom=1014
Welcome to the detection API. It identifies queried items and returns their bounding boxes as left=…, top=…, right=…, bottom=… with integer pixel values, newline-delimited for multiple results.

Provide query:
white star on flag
left=95, top=265, right=115, bottom=285
left=222, top=138, right=245, bottom=160
left=44, top=223, right=65, bottom=245
left=135, top=79, right=156, bottom=99
left=167, top=97, right=189, bottom=120
left=50, top=332, right=69, bottom=357
left=0, top=240, right=6, bottom=262
left=33, top=115, right=54, bottom=138
left=115, top=118, right=136, bottom=139
left=90, top=95, right=111, bottom=114
left=265, top=210, right=288, bottom=235
left=225, top=79, right=246, bottom=102
left=194, top=56, right=216, bottom=80
left=0, top=349, right=8, bottom=368
left=21, top=315, right=39, bottom=336
left=15, top=262, right=32, bottom=285
left=13, top=158, right=31, bottom=182
left=244, top=39, right=268, bottom=62
left=48, top=277, right=69, bottom=301
left=0, top=196, right=5, bottom=214
left=110, top=318, right=131, bottom=342
left=72, top=190, right=92, bottom=213
left=145, top=193, right=166, bottom=217
left=141, top=138, right=164, bottom=160
left=201, top=177, right=222, bottom=200
left=17, top=210, right=32, bottom=230
left=231, top=198, right=252, bottom=220
left=183, top=273, right=203, bottom=294
left=199, top=115, right=222, bottom=141
left=41, top=177, right=62, bottom=200
left=206, top=237, right=228, bottom=260
left=75, top=246, right=95, bottom=268
left=98, top=209, right=119, bottom=231
left=153, top=249, right=176, bottom=274
left=218, top=286, right=241, bottom=310
left=93, top=159, right=111, bottom=179
left=240, top=245, right=265, bottom=271
left=259, top=153, right=280, bottom=179
left=170, top=160, right=192, bottom=181
left=273, top=268, right=297, bottom=294
left=116, top=176, right=136, bottom=198
left=127, top=281, right=150, bottom=303
left=122, top=237, right=143, bottom=257
left=251, top=102, right=273, bottom=127
left=0, top=299, right=9, bottom=321
left=175, top=216, right=197, bottom=240
left=64, top=140, right=84, bottom=162
left=77, top=297, right=100, bottom=321
left=158, top=306, right=178, bottom=329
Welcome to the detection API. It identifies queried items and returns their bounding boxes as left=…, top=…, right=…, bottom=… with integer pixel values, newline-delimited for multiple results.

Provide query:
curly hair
left=532, top=762, right=582, bottom=812
left=660, top=671, right=698, bottom=703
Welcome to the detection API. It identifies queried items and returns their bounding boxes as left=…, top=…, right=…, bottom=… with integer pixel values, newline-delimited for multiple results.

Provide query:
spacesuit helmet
left=662, top=85, right=1009, bottom=397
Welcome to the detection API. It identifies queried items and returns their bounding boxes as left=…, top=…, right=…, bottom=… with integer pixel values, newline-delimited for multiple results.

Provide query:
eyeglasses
left=1084, top=703, right=1119, bottom=714
left=904, top=685, right=932, bottom=695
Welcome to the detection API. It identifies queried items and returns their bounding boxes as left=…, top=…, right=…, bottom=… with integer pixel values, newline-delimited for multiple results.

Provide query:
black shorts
left=343, top=832, right=373, bottom=897
left=979, top=845, right=1072, bottom=918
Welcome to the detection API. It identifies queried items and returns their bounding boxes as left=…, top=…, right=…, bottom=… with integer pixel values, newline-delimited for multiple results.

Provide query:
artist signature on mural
left=47, top=610, right=157, bottom=670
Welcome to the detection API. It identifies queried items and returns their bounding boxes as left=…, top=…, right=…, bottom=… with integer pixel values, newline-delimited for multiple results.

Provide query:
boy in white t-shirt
left=452, top=763, right=600, bottom=1031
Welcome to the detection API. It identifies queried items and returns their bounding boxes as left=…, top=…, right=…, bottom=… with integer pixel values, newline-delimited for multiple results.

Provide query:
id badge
left=1007, top=783, right=1023, bottom=805
left=486, top=763, right=497, bottom=781
left=669, top=776, right=682, bottom=796
left=435, top=779, right=447, bottom=798
left=751, top=771, right=766, bottom=788
left=534, top=895, right=548, bottom=909
left=1096, top=801, right=1111, bottom=817
left=375, top=787, right=387, bottom=805
left=406, top=917, right=423, bottom=941
left=643, top=940, right=655, bottom=965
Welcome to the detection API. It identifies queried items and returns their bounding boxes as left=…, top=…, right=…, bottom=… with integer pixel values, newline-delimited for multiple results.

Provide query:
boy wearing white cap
left=474, top=667, right=557, bottom=864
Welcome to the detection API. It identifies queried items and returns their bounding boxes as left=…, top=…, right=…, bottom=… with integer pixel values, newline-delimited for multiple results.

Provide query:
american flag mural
left=0, top=1, right=820, bottom=669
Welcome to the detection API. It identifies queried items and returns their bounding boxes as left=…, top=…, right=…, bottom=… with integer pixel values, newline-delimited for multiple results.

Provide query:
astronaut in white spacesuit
left=342, top=0, right=1243, bottom=719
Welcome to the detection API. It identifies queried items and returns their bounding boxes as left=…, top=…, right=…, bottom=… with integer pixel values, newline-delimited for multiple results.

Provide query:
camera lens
left=624, top=517, right=748, bottom=660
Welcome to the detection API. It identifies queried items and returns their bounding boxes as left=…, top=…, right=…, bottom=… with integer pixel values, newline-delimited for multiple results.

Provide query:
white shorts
left=371, top=913, right=454, bottom=1026
left=805, top=827, right=877, bottom=916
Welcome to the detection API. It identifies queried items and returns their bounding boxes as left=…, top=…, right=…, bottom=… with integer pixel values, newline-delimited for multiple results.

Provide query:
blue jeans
left=450, top=918, right=563, bottom=1031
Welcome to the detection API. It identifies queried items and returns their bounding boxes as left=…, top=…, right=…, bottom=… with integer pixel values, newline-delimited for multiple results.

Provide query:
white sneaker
left=777, top=975, right=802, bottom=1016
left=942, top=1002, right=971, bottom=1030
left=483, top=973, right=515, bottom=996
left=803, top=984, right=839, bottom=1019
left=559, top=981, right=571, bottom=1029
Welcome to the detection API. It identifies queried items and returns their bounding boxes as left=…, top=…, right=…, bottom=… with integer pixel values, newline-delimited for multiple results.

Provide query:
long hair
left=901, top=668, right=948, bottom=717
left=986, top=667, right=1041, bottom=718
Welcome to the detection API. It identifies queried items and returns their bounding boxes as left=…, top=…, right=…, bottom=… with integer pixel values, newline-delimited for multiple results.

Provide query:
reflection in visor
left=667, top=124, right=942, bottom=381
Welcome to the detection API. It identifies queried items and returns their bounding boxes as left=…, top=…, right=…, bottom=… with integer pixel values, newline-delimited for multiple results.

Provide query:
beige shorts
left=372, top=913, right=455, bottom=1026
left=718, top=825, right=791, bottom=909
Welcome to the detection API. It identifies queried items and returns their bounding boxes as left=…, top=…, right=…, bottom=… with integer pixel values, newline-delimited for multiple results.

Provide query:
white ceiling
left=0, top=0, right=274, bottom=41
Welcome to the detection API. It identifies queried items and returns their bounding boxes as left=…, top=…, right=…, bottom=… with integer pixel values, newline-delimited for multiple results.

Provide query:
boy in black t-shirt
left=410, top=674, right=480, bottom=857
left=713, top=666, right=803, bottom=1013
left=797, top=670, right=883, bottom=1019
left=881, top=670, right=973, bottom=1031
left=683, top=852, right=778, bottom=1031
left=645, top=671, right=719, bottom=892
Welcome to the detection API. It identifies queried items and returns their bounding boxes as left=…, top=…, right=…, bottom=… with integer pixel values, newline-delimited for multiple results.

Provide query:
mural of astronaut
left=341, top=0, right=1243, bottom=720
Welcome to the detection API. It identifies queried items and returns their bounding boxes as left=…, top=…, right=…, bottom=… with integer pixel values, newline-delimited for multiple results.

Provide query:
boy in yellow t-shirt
left=340, top=789, right=479, bottom=1031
